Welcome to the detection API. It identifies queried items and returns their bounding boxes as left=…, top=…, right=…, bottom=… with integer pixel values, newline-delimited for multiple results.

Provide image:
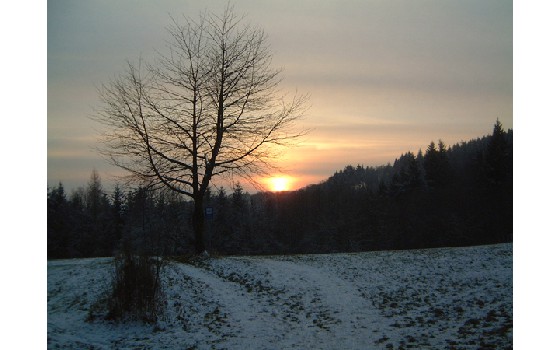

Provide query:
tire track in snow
left=47, top=244, right=512, bottom=349
left=260, top=259, right=380, bottom=348
left=169, top=262, right=300, bottom=349
left=170, top=258, right=382, bottom=349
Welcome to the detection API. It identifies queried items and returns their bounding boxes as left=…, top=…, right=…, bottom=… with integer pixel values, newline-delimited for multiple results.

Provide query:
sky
left=48, top=0, right=513, bottom=192
left=5, top=2, right=560, bottom=345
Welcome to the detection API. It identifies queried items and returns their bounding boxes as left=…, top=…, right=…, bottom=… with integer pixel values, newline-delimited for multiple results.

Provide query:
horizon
left=48, top=123, right=508, bottom=195
left=48, top=0, right=512, bottom=193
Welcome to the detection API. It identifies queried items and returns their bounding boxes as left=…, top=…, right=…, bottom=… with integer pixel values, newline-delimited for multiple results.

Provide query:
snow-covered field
left=48, top=243, right=512, bottom=349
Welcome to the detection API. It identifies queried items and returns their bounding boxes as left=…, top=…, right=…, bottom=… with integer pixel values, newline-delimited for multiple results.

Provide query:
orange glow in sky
left=268, top=176, right=292, bottom=192
left=46, top=0, right=513, bottom=192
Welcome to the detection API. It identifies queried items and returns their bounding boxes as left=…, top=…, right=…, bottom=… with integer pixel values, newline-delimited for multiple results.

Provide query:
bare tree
left=95, top=5, right=308, bottom=253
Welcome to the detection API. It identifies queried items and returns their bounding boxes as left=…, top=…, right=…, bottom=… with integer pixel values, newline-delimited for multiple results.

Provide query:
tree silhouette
left=424, top=140, right=452, bottom=189
left=95, top=5, right=308, bottom=253
left=485, top=119, right=509, bottom=186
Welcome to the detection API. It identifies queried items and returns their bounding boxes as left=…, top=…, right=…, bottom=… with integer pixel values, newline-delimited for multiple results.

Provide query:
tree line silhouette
left=48, top=120, right=512, bottom=259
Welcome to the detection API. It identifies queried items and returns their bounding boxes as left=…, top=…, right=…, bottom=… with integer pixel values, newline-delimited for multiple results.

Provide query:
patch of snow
left=48, top=243, right=513, bottom=349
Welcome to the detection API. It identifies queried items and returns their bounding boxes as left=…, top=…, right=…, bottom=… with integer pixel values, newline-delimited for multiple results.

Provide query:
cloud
left=47, top=0, right=512, bottom=191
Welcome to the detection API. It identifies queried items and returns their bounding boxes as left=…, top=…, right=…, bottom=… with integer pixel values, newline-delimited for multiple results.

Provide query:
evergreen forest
left=47, top=121, right=512, bottom=259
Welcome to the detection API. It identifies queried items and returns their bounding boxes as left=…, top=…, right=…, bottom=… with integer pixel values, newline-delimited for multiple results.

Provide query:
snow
left=48, top=243, right=512, bottom=349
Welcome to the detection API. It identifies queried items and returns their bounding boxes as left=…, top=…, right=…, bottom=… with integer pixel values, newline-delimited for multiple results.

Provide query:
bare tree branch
left=94, top=5, right=309, bottom=253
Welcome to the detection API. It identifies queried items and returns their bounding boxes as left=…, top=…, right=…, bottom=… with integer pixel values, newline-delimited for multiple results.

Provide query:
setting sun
left=269, top=176, right=291, bottom=192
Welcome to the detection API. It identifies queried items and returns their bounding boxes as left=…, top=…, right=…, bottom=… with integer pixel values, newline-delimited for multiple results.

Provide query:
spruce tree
left=485, top=119, right=509, bottom=186
left=424, top=141, right=439, bottom=189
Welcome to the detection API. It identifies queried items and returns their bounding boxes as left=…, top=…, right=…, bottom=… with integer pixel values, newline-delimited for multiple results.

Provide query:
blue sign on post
left=205, top=207, right=214, bottom=220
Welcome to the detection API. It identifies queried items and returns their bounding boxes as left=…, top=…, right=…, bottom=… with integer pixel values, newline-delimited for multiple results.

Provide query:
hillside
left=48, top=243, right=512, bottom=349
left=48, top=122, right=512, bottom=258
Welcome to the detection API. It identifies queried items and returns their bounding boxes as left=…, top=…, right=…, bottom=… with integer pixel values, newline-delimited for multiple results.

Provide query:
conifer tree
left=424, top=141, right=439, bottom=189
left=485, top=119, right=509, bottom=186
left=48, top=182, right=69, bottom=258
left=424, top=140, right=452, bottom=189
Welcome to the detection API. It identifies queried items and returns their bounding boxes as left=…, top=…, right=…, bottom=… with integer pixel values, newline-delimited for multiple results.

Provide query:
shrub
left=105, top=252, right=165, bottom=323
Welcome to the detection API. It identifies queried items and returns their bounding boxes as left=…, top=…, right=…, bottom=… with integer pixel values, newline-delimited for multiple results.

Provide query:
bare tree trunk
left=193, top=194, right=206, bottom=254
left=95, top=5, right=308, bottom=256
